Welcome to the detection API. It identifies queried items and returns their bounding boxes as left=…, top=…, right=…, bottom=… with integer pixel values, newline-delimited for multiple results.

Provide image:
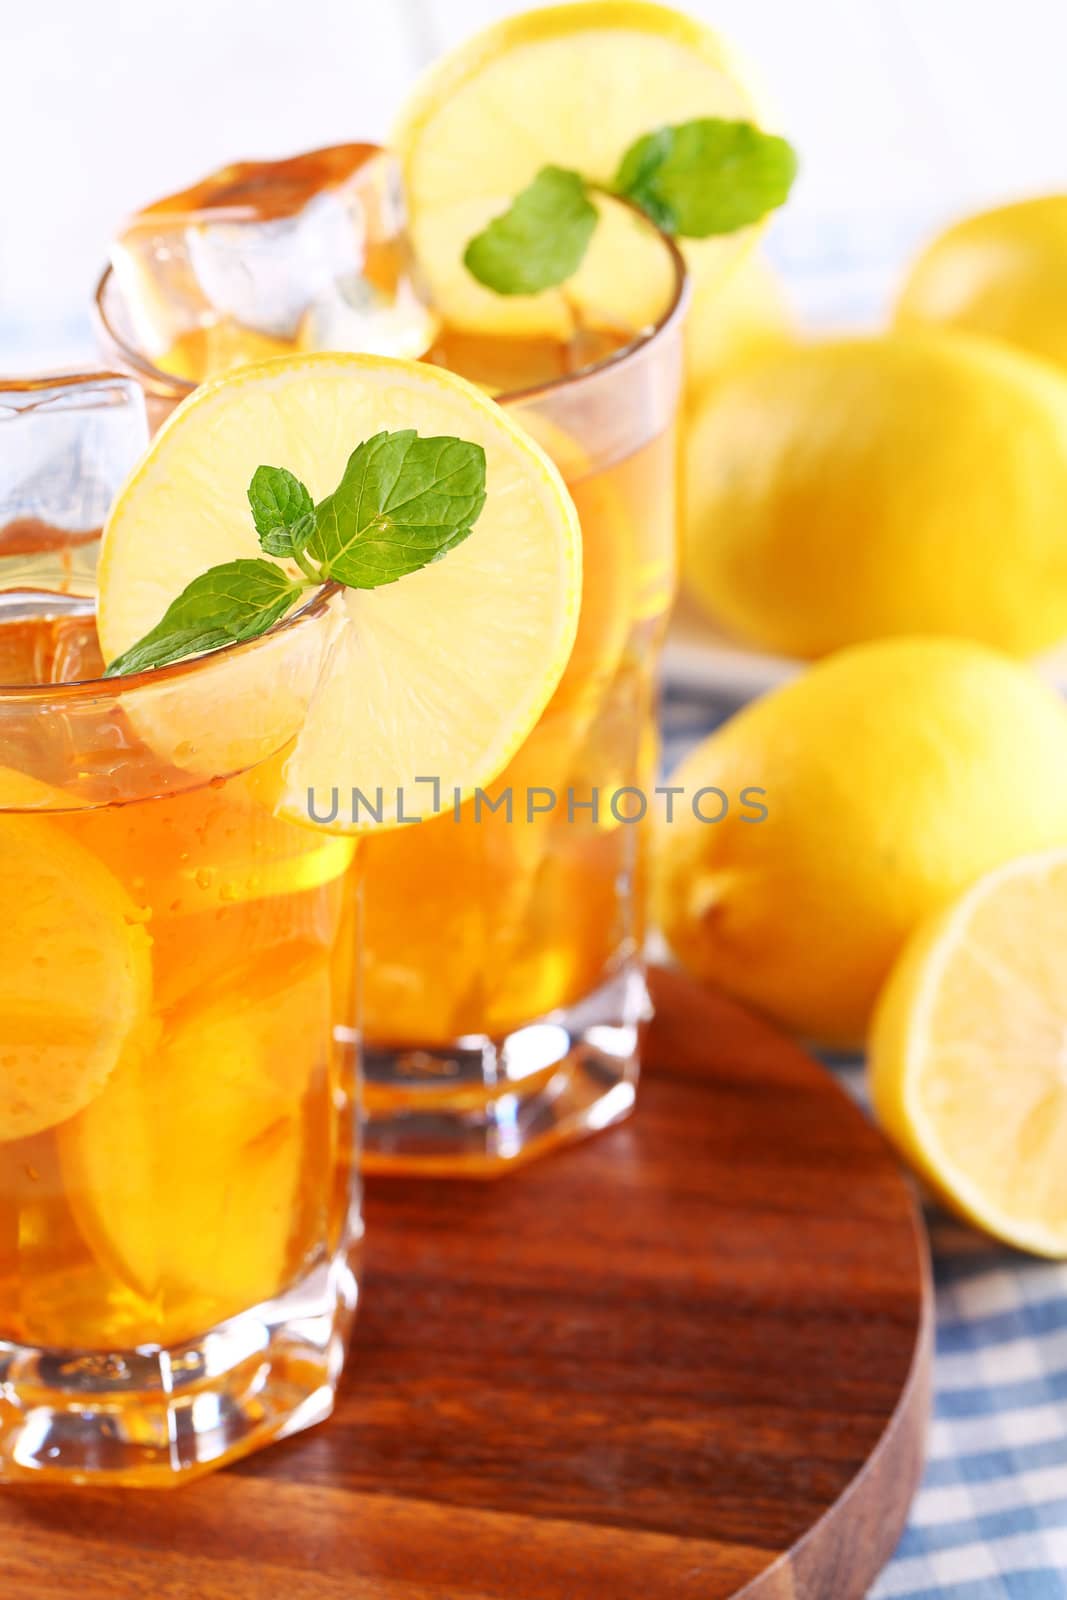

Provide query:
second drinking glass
left=361, top=282, right=686, bottom=1170
left=95, top=149, right=687, bottom=1171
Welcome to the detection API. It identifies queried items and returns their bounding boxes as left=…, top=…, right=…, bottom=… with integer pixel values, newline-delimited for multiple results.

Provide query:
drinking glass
left=361, top=259, right=687, bottom=1170
left=95, top=171, right=687, bottom=1172
left=0, top=375, right=361, bottom=1483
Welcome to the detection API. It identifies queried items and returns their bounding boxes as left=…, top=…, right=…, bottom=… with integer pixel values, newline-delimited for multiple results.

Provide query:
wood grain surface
left=0, top=966, right=932, bottom=1599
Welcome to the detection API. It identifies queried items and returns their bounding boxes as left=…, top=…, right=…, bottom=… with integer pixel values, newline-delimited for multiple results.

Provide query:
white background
left=4, top=0, right=1067, bottom=364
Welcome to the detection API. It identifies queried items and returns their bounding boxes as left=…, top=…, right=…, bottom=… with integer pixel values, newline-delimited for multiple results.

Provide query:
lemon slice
left=97, top=353, right=582, bottom=830
left=870, top=848, right=1067, bottom=1257
left=59, top=954, right=335, bottom=1332
left=0, top=808, right=152, bottom=1140
left=393, top=0, right=767, bottom=337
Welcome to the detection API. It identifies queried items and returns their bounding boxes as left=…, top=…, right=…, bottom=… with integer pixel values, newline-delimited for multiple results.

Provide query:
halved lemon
left=97, top=352, right=582, bottom=830
left=870, top=848, right=1067, bottom=1258
left=393, top=0, right=768, bottom=337
left=0, top=809, right=152, bottom=1140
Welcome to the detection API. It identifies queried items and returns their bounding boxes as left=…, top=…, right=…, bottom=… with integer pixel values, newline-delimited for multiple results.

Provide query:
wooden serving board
left=0, top=967, right=932, bottom=1600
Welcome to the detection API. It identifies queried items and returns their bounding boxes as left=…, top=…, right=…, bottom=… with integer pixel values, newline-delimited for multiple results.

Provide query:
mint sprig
left=105, top=429, right=487, bottom=677
left=463, top=117, right=798, bottom=297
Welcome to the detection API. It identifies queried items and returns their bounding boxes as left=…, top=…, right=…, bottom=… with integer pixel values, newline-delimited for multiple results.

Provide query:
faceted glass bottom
left=361, top=961, right=647, bottom=1174
left=0, top=1250, right=359, bottom=1486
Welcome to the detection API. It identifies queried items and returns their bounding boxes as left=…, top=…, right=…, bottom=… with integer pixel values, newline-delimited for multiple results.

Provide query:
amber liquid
left=360, top=333, right=678, bottom=1069
left=0, top=612, right=356, bottom=1351
left=428, top=325, right=632, bottom=394
left=0, top=519, right=101, bottom=597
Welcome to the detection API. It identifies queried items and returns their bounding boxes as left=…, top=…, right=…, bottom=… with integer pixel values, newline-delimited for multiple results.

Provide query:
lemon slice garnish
left=97, top=352, right=582, bottom=830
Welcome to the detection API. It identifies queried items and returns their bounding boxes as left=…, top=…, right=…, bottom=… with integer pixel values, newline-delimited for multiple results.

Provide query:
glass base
left=361, top=961, right=648, bottom=1174
left=0, top=1251, right=359, bottom=1486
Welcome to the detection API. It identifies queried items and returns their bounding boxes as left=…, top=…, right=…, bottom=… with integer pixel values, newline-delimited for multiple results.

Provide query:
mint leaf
left=464, top=166, right=597, bottom=295
left=105, top=559, right=304, bottom=676
left=309, top=430, right=486, bottom=588
left=614, top=118, right=797, bottom=237
left=248, top=465, right=315, bottom=558
left=611, top=128, right=677, bottom=232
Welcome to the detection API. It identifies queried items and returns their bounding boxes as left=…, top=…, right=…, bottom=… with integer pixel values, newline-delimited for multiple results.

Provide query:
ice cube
left=298, top=268, right=437, bottom=361
left=109, top=143, right=438, bottom=383
left=185, top=188, right=357, bottom=339
left=0, top=374, right=148, bottom=595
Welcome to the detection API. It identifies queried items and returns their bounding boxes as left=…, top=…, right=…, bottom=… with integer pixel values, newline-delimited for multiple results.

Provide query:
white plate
left=663, top=594, right=1067, bottom=709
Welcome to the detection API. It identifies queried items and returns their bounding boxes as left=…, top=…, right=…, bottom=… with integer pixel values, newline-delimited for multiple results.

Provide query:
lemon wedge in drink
left=393, top=0, right=768, bottom=337
left=871, top=849, right=1067, bottom=1258
left=0, top=809, right=151, bottom=1139
left=59, top=955, right=335, bottom=1335
left=97, top=352, right=582, bottom=830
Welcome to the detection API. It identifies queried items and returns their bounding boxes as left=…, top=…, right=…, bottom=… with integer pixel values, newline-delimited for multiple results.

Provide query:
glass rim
left=499, top=215, right=689, bottom=406
left=91, top=204, right=690, bottom=409
left=0, top=581, right=337, bottom=702
left=1, top=371, right=145, bottom=408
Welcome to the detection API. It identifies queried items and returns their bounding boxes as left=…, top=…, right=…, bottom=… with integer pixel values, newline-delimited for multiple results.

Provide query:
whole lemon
left=895, top=196, right=1067, bottom=372
left=654, top=637, right=1067, bottom=1046
left=685, top=251, right=794, bottom=412
left=684, top=332, right=1067, bottom=659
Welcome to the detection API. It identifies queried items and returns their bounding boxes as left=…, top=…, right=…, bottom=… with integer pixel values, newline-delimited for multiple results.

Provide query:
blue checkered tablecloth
left=661, top=686, right=1067, bottom=1600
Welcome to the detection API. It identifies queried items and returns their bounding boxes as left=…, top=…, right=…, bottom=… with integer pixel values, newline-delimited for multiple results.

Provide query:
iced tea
left=0, top=593, right=359, bottom=1482
left=357, top=279, right=685, bottom=1167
